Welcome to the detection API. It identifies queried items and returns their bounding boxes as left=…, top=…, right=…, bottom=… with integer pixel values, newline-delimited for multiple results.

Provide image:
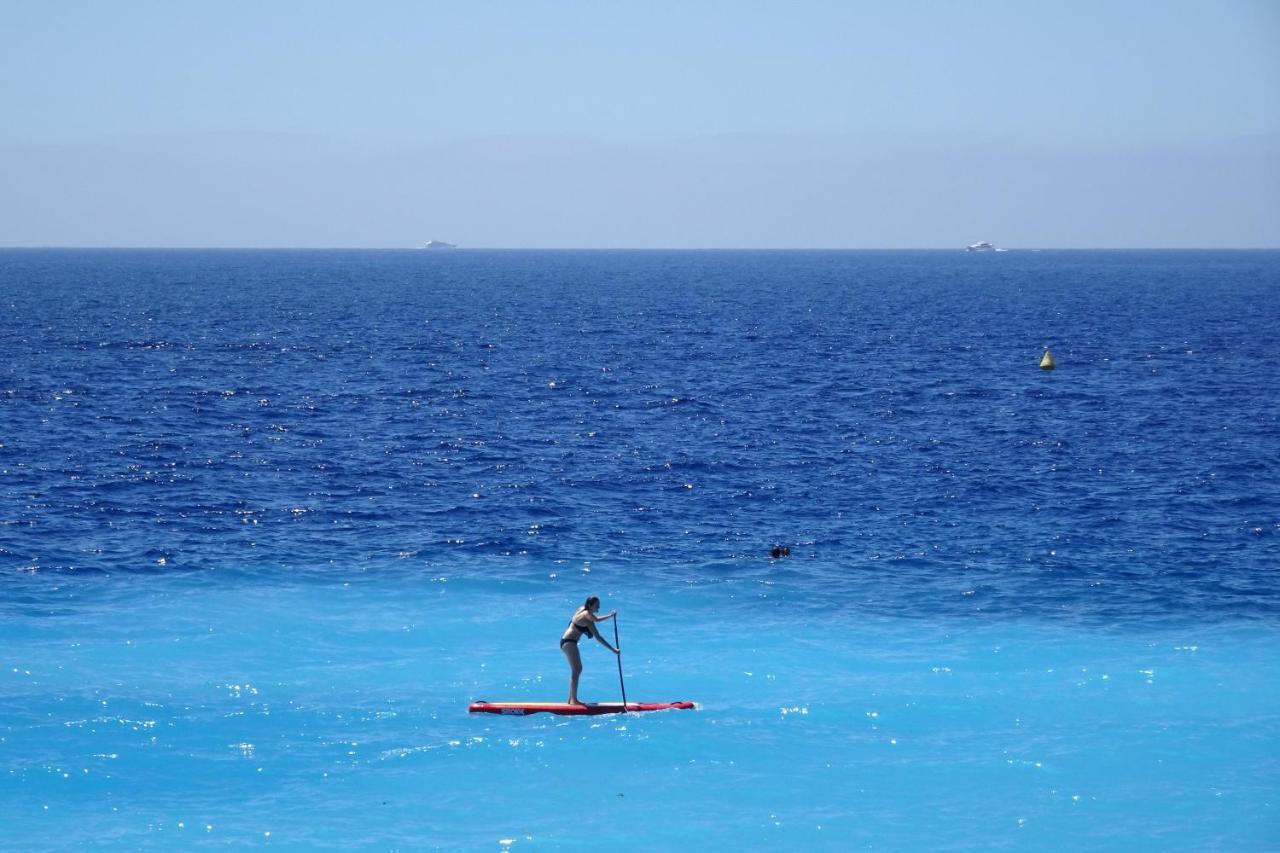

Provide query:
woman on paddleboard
left=560, top=595, right=619, bottom=705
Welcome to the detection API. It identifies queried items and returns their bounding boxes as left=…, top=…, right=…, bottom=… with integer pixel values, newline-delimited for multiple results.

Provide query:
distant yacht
left=421, top=240, right=457, bottom=250
left=966, top=241, right=996, bottom=252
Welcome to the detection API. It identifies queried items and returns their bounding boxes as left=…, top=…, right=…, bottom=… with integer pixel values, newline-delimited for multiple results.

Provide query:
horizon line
left=3, top=246, right=1279, bottom=252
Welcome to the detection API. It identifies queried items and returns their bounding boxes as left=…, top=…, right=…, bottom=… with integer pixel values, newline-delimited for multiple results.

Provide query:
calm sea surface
left=1, top=249, right=1277, bottom=850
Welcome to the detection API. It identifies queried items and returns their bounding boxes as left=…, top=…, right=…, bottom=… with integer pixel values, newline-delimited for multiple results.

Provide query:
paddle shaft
left=613, top=618, right=628, bottom=712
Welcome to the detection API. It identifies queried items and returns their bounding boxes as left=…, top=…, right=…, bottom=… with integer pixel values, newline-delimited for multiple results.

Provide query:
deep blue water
left=1, top=250, right=1278, bottom=849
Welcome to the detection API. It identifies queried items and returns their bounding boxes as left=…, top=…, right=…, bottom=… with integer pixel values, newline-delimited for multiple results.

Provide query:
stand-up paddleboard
left=469, top=701, right=694, bottom=716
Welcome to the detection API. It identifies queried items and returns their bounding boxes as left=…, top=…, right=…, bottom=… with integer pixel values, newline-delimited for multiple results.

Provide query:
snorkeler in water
left=559, top=595, right=619, bottom=705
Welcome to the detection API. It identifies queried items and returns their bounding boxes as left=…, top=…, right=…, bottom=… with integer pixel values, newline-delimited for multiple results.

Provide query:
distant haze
left=2, top=2, right=1277, bottom=248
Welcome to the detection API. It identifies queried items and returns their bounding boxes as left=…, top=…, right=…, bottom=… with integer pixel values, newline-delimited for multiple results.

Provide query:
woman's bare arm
left=594, top=630, right=619, bottom=654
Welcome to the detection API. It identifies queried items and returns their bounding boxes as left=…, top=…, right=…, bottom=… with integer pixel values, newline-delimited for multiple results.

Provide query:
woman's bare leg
left=562, top=642, right=583, bottom=704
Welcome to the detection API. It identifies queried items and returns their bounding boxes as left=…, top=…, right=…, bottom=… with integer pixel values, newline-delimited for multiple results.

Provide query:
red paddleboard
left=469, top=701, right=695, bottom=716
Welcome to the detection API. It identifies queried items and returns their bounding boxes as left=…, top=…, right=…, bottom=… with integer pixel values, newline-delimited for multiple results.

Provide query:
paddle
left=613, top=616, right=628, bottom=712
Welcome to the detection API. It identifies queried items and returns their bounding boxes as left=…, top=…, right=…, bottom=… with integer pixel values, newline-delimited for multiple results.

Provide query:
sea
left=1, top=248, right=1277, bottom=850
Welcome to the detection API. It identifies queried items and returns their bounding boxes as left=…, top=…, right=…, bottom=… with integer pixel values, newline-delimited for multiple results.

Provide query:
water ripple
left=1, top=249, right=1278, bottom=624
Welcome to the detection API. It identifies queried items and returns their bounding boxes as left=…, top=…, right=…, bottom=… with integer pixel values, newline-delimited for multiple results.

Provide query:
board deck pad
left=469, top=701, right=695, bottom=716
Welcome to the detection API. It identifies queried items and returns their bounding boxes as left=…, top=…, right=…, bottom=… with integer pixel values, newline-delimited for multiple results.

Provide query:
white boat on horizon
left=966, top=241, right=996, bottom=252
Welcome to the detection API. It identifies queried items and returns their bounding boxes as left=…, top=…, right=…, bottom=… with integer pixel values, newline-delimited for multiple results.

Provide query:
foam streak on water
left=1, top=250, right=1278, bottom=849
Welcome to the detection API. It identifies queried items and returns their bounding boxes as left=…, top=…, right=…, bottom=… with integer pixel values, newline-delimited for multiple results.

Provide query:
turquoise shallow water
left=1, top=249, right=1278, bottom=849
left=2, top=564, right=1277, bottom=850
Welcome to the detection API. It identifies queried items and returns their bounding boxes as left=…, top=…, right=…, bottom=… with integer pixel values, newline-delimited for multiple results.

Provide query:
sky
left=1, top=1, right=1277, bottom=248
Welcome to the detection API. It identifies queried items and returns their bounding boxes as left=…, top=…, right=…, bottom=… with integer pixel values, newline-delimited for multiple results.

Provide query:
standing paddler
left=559, top=595, right=619, bottom=705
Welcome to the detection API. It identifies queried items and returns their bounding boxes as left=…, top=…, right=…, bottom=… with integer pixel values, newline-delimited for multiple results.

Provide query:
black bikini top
left=568, top=610, right=596, bottom=640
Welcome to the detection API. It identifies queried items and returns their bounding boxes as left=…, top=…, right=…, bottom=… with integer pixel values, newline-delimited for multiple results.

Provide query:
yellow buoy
left=1040, top=348, right=1056, bottom=370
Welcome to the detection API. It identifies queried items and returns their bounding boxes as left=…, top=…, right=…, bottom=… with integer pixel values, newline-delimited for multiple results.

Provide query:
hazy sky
left=2, top=1, right=1277, bottom=247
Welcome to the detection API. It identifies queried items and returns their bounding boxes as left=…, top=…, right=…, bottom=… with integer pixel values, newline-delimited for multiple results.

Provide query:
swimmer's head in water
left=584, top=595, right=601, bottom=612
